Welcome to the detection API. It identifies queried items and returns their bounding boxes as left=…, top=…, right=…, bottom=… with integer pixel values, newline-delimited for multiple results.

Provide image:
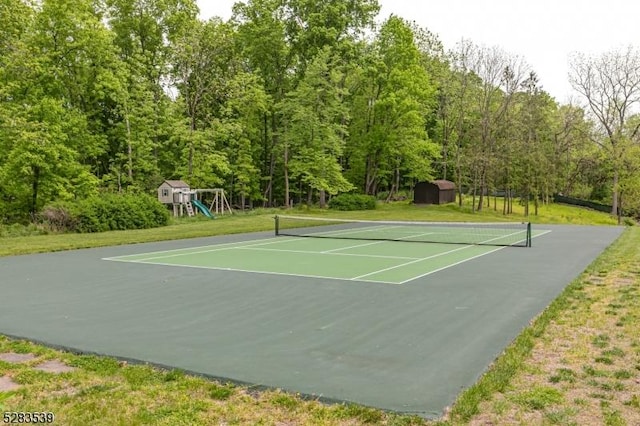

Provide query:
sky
left=197, top=0, right=640, bottom=103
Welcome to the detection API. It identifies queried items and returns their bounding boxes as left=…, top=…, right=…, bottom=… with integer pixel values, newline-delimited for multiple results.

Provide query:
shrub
left=329, top=193, right=377, bottom=211
left=38, top=204, right=79, bottom=233
left=41, top=193, right=169, bottom=233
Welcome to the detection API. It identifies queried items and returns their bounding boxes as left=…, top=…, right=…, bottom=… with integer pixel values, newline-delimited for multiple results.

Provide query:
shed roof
left=161, top=180, right=190, bottom=188
left=431, top=180, right=455, bottom=190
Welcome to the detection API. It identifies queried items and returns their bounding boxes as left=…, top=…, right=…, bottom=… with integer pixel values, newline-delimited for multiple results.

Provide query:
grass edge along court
left=103, top=215, right=548, bottom=285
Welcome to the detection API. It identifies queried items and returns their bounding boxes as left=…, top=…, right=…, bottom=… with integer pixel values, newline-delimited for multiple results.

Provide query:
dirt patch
left=613, top=277, right=635, bottom=286
left=34, top=360, right=76, bottom=374
left=0, top=375, right=21, bottom=391
left=0, top=353, right=36, bottom=363
left=587, top=276, right=606, bottom=285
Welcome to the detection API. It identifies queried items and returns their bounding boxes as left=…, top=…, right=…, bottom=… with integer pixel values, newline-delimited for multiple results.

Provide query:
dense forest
left=1, top=0, right=640, bottom=224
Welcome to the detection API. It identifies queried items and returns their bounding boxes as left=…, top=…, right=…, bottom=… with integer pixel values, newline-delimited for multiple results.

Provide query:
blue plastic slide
left=191, top=199, right=215, bottom=218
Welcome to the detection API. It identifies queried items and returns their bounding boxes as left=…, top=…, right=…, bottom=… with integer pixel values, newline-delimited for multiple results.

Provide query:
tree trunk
left=471, top=167, right=477, bottom=213
left=365, top=154, right=377, bottom=195
left=31, top=166, right=40, bottom=215
left=611, top=169, right=619, bottom=215
left=476, top=164, right=485, bottom=212
left=283, top=143, right=290, bottom=208
left=319, top=189, right=326, bottom=208
left=386, top=166, right=400, bottom=203
left=125, top=108, right=133, bottom=182
left=502, top=189, right=507, bottom=215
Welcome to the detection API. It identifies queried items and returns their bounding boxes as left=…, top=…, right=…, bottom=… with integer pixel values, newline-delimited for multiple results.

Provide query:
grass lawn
left=1, top=201, right=637, bottom=425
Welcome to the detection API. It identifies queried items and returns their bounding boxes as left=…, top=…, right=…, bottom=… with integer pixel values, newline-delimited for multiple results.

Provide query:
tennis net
left=274, top=215, right=532, bottom=247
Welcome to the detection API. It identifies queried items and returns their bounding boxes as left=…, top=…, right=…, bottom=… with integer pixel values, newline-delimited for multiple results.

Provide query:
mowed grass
left=0, top=199, right=618, bottom=257
left=455, top=225, right=640, bottom=426
left=0, top=200, right=635, bottom=425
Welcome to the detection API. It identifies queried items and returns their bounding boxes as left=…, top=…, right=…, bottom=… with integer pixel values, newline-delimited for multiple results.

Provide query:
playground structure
left=157, top=180, right=232, bottom=218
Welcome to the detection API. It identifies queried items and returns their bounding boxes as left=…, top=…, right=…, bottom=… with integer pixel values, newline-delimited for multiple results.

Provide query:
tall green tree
left=104, top=0, right=198, bottom=189
left=280, top=48, right=352, bottom=207
left=347, top=16, right=439, bottom=196
left=233, top=0, right=379, bottom=206
left=171, top=17, right=236, bottom=179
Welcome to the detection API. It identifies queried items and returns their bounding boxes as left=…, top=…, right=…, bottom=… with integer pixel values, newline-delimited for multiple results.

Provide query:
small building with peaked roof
left=158, top=180, right=190, bottom=204
left=414, top=180, right=456, bottom=205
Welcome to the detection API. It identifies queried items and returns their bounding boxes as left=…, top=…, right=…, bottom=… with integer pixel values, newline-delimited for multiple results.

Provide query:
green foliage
left=328, top=193, right=376, bottom=211
left=0, top=223, right=48, bottom=237
left=209, top=383, right=234, bottom=400
left=549, top=368, right=577, bottom=384
left=0, top=0, right=637, bottom=231
left=513, top=386, right=564, bottom=410
left=41, top=193, right=169, bottom=233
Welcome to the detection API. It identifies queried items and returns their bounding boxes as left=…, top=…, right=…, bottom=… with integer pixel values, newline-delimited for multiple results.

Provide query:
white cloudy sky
left=197, top=0, right=640, bottom=103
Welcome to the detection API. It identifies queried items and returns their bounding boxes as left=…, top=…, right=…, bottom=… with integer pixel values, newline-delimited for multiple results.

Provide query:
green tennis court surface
left=104, top=234, right=544, bottom=284
left=0, top=223, right=625, bottom=418
left=105, top=217, right=544, bottom=284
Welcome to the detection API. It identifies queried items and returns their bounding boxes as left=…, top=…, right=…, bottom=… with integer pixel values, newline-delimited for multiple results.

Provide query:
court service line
left=350, top=229, right=527, bottom=280
left=107, top=238, right=305, bottom=262
left=104, top=224, right=400, bottom=261
left=350, top=244, right=478, bottom=280
left=235, top=246, right=419, bottom=260
left=122, top=259, right=400, bottom=285
left=397, top=247, right=505, bottom=284
left=102, top=237, right=281, bottom=260
left=318, top=230, right=436, bottom=254
left=320, top=240, right=387, bottom=253
left=397, top=229, right=554, bottom=284
left=293, top=225, right=401, bottom=237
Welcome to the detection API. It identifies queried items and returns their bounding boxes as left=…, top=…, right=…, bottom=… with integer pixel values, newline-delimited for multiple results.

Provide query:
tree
left=346, top=16, right=439, bottom=197
left=0, top=99, right=98, bottom=216
left=461, top=43, right=528, bottom=211
left=569, top=46, right=640, bottom=215
left=233, top=0, right=379, bottom=206
left=171, top=17, right=236, bottom=178
left=514, top=72, right=557, bottom=216
left=280, top=48, right=353, bottom=207
left=104, top=0, right=199, bottom=189
left=218, top=71, right=269, bottom=208
left=233, top=0, right=291, bottom=206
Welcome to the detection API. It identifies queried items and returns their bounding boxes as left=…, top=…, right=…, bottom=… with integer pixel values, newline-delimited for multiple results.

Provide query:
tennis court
left=104, top=216, right=544, bottom=284
left=0, top=219, right=625, bottom=418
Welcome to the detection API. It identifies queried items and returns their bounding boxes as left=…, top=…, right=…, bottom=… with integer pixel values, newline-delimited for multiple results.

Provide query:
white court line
left=235, top=246, right=419, bottom=260
left=107, top=238, right=306, bottom=262
left=104, top=224, right=400, bottom=261
left=102, top=237, right=281, bottom=260
left=115, top=259, right=400, bottom=285
left=291, top=224, right=401, bottom=237
left=319, top=230, right=435, bottom=254
left=321, top=240, right=387, bottom=253
left=350, top=228, right=528, bottom=280
left=397, top=247, right=505, bottom=284
left=350, top=244, right=478, bottom=280
left=396, top=229, right=553, bottom=284
left=103, top=227, right=554, bottom=285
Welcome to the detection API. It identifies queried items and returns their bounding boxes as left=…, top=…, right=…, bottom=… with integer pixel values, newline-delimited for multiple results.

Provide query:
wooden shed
left=158, top=180, right=190, bottom=204
left=414, top=180, right=456, bottom=205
